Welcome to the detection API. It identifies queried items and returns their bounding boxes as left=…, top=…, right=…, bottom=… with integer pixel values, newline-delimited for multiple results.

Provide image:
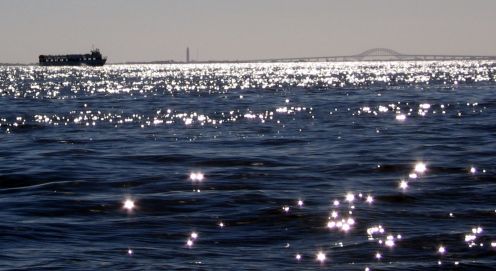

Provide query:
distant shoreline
left=3, top=57, right=496, bottom=66
left=0, top=63, right=32, bottom=66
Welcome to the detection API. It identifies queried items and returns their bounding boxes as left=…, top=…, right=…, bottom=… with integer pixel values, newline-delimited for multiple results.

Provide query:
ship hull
left=39, top=59, right=106, bottom=67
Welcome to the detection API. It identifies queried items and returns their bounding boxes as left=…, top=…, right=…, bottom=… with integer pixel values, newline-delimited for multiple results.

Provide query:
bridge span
left=241, top=48, right=496, bottom=63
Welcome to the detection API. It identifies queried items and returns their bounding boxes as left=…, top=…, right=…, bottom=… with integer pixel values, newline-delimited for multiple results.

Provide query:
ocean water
left=0, top=61, right=495, bottom=270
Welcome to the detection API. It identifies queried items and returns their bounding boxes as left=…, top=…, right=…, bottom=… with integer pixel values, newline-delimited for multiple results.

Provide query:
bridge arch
left=354, top=48, right=403, bottom=58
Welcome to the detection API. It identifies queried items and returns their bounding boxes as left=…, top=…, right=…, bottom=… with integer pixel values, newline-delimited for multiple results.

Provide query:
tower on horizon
left=186, top=47, right=190, bottom=63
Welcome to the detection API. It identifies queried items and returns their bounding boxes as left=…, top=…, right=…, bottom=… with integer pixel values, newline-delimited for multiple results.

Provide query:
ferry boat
left=39, top=49, right=107, bottom=66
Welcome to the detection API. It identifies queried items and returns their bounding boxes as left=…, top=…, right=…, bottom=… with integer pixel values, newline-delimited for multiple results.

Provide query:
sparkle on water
left=414, top=162, right=427, bottom=174
left=345, top=193, right=355, bottom=203
left=123, top=199, right=135, bottom=211
left=385, top=235, right=395, bottom=247
left=395, top=114, right=407, bottom=121
left=375, top=252, right=382, bottom=260
left=189, top=172, right=204, bottom=182
left=186, top=239, right=194, bottom=247
left=316, top=251, right=326, bottom=263
left=438, top=246, right=446, bottom=254
left=331, top=210, right=339, bottom=218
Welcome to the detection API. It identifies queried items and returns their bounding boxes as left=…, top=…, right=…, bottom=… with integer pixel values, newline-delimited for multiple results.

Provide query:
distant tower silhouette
left=186, top=47, right=190, bottom=63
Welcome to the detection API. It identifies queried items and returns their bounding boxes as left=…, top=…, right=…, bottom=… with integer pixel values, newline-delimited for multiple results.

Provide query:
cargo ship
left=39, top=49, right=107, bottom=66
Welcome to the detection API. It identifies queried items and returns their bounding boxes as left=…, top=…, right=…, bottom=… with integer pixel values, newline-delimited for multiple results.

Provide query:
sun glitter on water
left=123, top=198, right=135, bottom=211
left=190, top=172, right=204, bottom=182
left=414, top=162, right=427, bottom=174
left=316, top=251, right=326, bottom=263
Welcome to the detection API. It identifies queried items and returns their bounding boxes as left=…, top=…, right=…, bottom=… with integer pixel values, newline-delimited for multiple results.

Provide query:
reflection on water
left=0, top=61, right=495, bottom=270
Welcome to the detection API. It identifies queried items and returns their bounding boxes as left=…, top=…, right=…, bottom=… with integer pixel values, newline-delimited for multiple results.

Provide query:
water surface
left=1, top=61, right=495, bottom=270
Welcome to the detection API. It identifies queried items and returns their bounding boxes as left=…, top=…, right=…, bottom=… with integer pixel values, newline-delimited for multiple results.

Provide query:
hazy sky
left=1, top=0, right=495, bottom=63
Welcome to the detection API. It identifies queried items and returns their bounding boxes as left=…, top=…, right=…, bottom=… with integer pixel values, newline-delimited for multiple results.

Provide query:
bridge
left=241, top=48, right=496, bottom=63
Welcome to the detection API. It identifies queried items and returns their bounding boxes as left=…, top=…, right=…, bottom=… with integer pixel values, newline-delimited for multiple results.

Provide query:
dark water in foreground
left=1, top=61, right=495, bottom=270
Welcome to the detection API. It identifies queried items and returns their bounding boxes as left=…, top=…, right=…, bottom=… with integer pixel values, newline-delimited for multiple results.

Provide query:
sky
left=0, top=0, right=495, bottom=63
